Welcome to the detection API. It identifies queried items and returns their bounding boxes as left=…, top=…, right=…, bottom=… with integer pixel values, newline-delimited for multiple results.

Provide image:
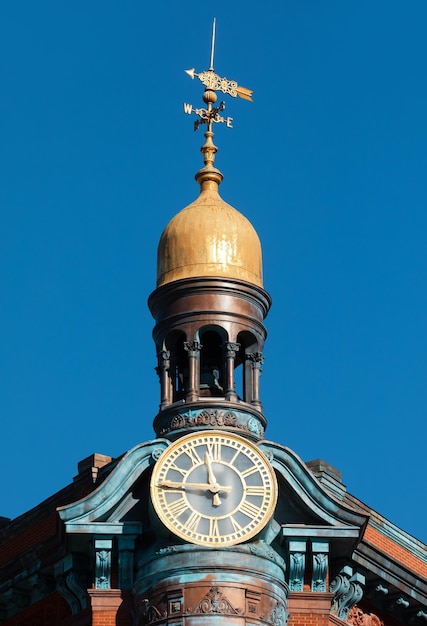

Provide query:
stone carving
left=158, top=349, right=170, bottom=363
left=183, top=341, right=202, bottom=354
left=56, top=574, right=81, bottom=615
left=289, top=552, right=305, bottom=591
left=225, top=341, right=240, bottom=358
left=249, top=542, right=286, bottom=568
left=262, top=599, right=289, bottom=625
left=64, top=570, right=88, bottom=611
left=348, top=605, right=384, bottom=626
left=56, top=561, right=89, bottom=615
left=158, top=407, right=264, bottom=438
left=330, top=567, right=365, bottom=621
left=151, top=447, right=164, bottom=461
left=138, top=598, right=166, bottom=624
left=95, top=549, right=111, bottom=589
left=247, top=416, right=264, bottom=437
left=312, top=552, right=328, bottom=592
left=188, top=586, right=243, bottom=615
left=246, top=352, right=265, bottom=365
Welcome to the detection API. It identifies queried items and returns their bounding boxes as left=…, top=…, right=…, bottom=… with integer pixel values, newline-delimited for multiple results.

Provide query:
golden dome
left=157, top=178, right=263, bottom=288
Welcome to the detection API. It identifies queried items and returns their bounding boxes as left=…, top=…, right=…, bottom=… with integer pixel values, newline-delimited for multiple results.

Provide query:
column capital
left=184, top=341, right=202, bottom=354
left=246, top=351, right=265, bottom=365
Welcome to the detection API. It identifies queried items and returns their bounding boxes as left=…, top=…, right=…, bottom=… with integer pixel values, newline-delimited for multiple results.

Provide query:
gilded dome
left=157, top=179, right=263, bottom=288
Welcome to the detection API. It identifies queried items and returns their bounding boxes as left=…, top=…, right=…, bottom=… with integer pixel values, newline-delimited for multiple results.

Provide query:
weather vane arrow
left=184, top=67, right=253, bottom=102
left=183, top=18, right=253, bottom=133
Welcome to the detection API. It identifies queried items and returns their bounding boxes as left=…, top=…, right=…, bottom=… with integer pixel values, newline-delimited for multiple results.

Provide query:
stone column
left=224, top=342, right=240, bottom=400
left=246, top=352, right=265, bottom=409
left=157, top=350, right=172, bottom=408
left=184, top=341, right=202, bottom=403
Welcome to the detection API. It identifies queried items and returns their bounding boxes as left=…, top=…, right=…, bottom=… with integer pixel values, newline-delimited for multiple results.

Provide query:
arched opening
left=237, top=331, right=260, bottom=404
left=164, top=330, right=187, bottom=403
left=199, top=327, right=226, bottom=397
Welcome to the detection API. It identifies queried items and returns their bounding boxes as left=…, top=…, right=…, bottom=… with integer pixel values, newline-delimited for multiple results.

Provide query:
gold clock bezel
left=150, top=430, right=277, bottom=547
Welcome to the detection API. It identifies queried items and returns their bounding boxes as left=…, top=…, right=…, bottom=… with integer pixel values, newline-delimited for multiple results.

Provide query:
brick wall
left=364, top=525, right=427, bottom=578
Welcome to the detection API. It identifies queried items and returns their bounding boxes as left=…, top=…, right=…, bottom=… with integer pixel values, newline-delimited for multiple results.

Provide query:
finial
left=183, top=20, right=253, bottom=188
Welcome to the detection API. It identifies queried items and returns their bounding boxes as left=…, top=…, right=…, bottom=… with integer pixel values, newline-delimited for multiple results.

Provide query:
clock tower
left=1, top=22, right=426, bottom=626
left=56, top=49, right=372, bottom=626
left=135, top=70, right=291, bottom=623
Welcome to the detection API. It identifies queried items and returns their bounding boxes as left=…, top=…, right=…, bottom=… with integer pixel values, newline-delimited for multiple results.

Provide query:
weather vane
left=183, top=19, right=253, bottom=132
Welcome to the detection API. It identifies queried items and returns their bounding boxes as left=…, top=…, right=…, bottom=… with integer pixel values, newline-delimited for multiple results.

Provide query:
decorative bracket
left=94, top=538, right=112, bottom=589
left=330, top=565, right=365, bottom=620
left=311, top=541, right=329, bottom=592
left=55, top=555, right=89, bottom=615
left=288, top=540, right=306, bottom=592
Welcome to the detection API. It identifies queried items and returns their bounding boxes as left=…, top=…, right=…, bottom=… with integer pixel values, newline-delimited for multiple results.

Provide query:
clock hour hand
left=156, top=480, right=231, bottom=501
left=205, top=452, right=221, bottom=506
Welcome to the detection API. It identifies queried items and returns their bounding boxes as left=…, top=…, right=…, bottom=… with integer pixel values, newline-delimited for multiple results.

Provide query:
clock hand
left=204, top=452, right=217, bottom=484
left=157, top=480, right=231, bottom=494
left=204, top=452, right=221, bottom=506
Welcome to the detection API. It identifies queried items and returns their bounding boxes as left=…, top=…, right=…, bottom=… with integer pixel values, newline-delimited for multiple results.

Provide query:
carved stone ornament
left=261, top=599, right=289, bottom=626
left=183, top=341, right=202, bottom=354
left=225, top=341, right=240, bottom=357
left=137, top=598, right=167, bottom=624
left=312, top=552, right=328, bottom=592
left=330, top=567, right=365, bottom=621
left=95, top=549, right=111, bottom=589
left=246, top=351, right=265, bottom=365
left=348, top=605, right=384, bottom=626
left=289, top=552, right=305, bottom=591
left=157, top=406, right=264, bottom=438
left=187, top=586, right=243, bottom=615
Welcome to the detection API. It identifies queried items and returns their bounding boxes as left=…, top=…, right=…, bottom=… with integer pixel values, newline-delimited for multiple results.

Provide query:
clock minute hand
left=157, top=480, right=231, bottom=493
left=205, top=452, right=222, bottom=506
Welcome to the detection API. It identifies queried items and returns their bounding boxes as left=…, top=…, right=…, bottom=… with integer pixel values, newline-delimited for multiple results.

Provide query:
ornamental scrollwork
left=348, top=605, right=384, bottom=626
left=157, top=407, right=264, bottom=438
left=187, top=587, right=243, bottom=615
left=137, top=598, right=167, bottom=625
left=330, top=567, right=365, bottom=621
left=196, top=71, right=239, bottom=97
left=261, top=600, right=289, bottom=626
left=246, top=352, right=265, bottom=365
left=183, top=341, right=202, bottom=354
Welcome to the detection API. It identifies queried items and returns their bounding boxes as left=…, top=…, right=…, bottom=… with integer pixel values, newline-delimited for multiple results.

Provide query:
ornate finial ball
left=203, top=89, right=217, bottom=104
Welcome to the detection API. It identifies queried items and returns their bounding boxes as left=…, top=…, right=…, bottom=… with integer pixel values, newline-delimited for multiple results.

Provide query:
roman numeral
left=168, top=497, right=188, bottom=518
left=169, top=463, right=186, bottom=477
left=229, top=515, right=242, bottom=532
left=240, top=500, right=260, bottom=519
left=241, top=465, right=259, bottom=479
left=209, top=518, right=220, bottom=537
left=184, top=447, right=202, bottom=466
left=206, top=441, right=222, bottom=462
left=245, top=485, right=265, bottom=496
left=186, top=511, right=202, bottom=532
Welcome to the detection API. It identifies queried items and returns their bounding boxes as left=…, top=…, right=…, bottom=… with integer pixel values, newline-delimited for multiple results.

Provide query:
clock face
left=150, top=431, right=277, bottom=547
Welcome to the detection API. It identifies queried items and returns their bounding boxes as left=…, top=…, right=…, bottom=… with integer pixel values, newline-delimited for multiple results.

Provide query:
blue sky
left=0, top=2, right=426, bottom=544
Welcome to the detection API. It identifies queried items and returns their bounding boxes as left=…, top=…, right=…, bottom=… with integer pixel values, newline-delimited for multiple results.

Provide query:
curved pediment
left=58, top=439, right=169, bottom=532
left=260, top=441, right=369, bottom=534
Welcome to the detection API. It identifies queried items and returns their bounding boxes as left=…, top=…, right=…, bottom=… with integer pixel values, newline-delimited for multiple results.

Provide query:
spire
left=183, top=19, right=253, bottom=189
